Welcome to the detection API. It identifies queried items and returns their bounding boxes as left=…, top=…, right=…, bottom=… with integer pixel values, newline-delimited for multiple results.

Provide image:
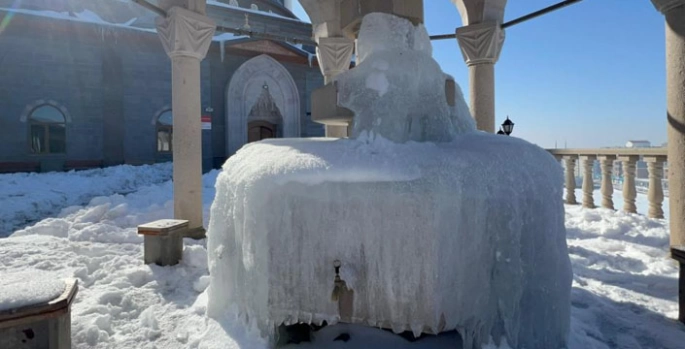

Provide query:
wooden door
left=248, top=121, right=276, bottom=143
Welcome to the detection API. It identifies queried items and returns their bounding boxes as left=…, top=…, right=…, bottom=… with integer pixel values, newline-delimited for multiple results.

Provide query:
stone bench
left=0, top=278, right=78, bottom=349
left=138, top=219, right=188, bottom=266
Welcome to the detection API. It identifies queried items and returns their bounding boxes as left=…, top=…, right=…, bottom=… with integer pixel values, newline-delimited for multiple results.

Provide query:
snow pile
left=0, top=163, right=172, bottom=236
left=0, top=271, right=65, bottom=311
left=0, top=166, right=682, bottom=348
left=336, top=13, right=475, bottom=142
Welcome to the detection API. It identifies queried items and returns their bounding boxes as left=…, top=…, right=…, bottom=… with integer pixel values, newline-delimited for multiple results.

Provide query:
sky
left=290, top=0, right=668, bottom=149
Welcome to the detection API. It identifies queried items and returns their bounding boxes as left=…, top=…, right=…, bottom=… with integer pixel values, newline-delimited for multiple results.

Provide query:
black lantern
left=501, top=116, right=514, bottom=136
left=497, top=128, right=505, bottom=135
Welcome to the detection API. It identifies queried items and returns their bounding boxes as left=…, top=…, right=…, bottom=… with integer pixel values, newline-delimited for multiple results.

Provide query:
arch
left=27, top=104, right=67, bottom=154
left=150, top=105, right=172, bottom=125
left=20, top=99, right=71, bottom=123
left=226, top=54, right=300, bottom=155
left=155, top=109, right=173, bottom=153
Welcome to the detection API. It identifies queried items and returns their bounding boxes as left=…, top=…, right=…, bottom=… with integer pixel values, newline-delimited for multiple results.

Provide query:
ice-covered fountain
left=206, top=13, right=572, bottom=349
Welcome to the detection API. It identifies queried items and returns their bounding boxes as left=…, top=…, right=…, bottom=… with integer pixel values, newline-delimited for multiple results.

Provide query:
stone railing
left=547, top=148, right=668, bottom=219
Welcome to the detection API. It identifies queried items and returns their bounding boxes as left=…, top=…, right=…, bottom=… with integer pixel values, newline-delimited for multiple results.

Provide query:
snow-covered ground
left=0, top=166, right=684, bottom=348
left=0, top=163, right=173, bottom=237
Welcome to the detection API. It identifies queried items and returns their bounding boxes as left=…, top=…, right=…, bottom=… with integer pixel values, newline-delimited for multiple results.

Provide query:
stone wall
left=0, top=11, right=324, bottom=173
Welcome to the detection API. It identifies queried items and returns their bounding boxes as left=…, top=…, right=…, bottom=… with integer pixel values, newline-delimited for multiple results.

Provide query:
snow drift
left=206, top=13, right=572, bottom=349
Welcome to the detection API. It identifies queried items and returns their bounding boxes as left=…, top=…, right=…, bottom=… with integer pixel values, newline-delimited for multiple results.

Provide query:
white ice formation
left=337, top=13, right=475, bottom=142
left=206, top=13, right=572, bottom=349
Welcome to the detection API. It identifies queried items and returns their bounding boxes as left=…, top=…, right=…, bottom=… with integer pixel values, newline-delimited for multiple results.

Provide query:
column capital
left=455, top=21, right=505, bottom=66
left=315, top=36, right=355, bottom=80
left=651, top=0, right=685, bottom=14
left=156, top=7, right=216, bottom=60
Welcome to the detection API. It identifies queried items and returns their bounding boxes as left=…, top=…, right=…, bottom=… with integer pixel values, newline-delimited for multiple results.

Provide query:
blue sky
left=291, top=1, right=667, bottom=148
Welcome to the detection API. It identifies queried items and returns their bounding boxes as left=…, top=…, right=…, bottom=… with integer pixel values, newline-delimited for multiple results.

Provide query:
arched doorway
left=226, top=54, right=300, bottom=155
left=246, top=82, right=284, bottom=143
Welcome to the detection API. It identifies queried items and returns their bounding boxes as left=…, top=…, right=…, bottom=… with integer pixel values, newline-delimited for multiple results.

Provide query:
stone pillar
left=316, top=37, right=355, bottom=138
left=645, top=156, right=667, bottom=219
left=564, top=156, right=577, bottom=205
left=652, top=0, right=685, bottom=245
left=598, top=155, right=616, bottom=210
left=456, top=22, right=504, bottom=133
left=618, top=155, right=639, bottom=214
left=580, top=155, right=596, bottom=209
left=156, top=5, right=215, bottom=238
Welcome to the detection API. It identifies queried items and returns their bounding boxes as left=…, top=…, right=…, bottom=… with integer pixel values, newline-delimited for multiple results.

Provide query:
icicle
left=220, top=40, right=225, bottom=63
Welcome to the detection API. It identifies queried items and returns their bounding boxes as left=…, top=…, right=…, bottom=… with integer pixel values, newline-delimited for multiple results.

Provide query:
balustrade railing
left=548, top=148, right=668, bottom=219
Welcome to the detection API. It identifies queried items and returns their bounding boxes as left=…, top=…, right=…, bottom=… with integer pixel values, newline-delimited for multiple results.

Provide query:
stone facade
left=0, top=2, right=324, bottom=173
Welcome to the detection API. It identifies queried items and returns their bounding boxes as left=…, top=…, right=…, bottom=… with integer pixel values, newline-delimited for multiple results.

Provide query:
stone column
left=645, top=156, right=667, bottom=219
left=598, top=155, right=616, bottom=210
left=156, top=5, right=215, bottom=238
left=316, top=37, right=355, bottom=138
left=580, top=156, right=596, bottom=209
left=456, top=22, right=504, bottom=133
left=564, top=156, right=577, bottom=205
left=618, top=155, right=639, bottom=214
left=652, top=0, right=685, bottom=245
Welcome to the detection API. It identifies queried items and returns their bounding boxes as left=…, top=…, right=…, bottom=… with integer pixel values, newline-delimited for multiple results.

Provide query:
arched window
left=250, top=4, right=259, bottom=11
left=157, top=110, right=173, bottom=152
left=29, top=105, right=66, bottom=154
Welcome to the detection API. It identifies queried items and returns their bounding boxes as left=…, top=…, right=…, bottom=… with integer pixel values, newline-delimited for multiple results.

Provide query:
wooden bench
left=138, top=219, right=188, bottom=266
left=0, top=279, right=78, bottom=349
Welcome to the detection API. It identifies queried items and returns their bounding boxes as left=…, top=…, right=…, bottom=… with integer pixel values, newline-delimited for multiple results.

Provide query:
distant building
left=626, top=140, right=652, bottom=148
left=0, top=0, right=324, bottom=173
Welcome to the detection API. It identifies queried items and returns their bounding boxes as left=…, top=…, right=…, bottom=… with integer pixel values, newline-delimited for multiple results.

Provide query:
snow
left=0, top=7, right=155, bottom=33
left=206, top=0, right=304, bottom=22
left=0, top=271, right=65, bottom=312
left=337, top=13, right=476, bottom=143
left=0, top=163, right=172, bottom=237
left=0, top=164, right=683, bottom=348
left=207, top=13, right=570, bottom=349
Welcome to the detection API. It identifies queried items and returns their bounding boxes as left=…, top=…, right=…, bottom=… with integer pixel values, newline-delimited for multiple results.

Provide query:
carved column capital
left=651, top=0, right=685, bottom=14
left=156, top=7, right=216, bottom=60
left=316, top=37, right=355, bottom=82
left=455, top=21, right=505, bottom=66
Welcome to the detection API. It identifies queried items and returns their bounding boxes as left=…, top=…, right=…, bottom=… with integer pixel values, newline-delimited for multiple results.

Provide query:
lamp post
left=498, top=116, right=515, bottom=136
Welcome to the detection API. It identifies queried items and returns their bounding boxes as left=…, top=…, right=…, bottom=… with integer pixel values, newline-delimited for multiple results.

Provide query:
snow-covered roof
left=0, top=0, right=312, bottom=43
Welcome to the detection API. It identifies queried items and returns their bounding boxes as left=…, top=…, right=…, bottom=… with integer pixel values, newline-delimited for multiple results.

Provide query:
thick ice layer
left=206, top=133, right=572, bottom=349
left=336, top=13, right=476, bottom=143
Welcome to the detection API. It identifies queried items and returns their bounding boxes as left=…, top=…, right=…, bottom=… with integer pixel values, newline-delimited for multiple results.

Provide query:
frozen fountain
left=206, top=13, right=572, bottom=349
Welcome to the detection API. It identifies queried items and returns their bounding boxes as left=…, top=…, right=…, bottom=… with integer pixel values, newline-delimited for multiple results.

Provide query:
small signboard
left=201, top=115, right=212, bottom=130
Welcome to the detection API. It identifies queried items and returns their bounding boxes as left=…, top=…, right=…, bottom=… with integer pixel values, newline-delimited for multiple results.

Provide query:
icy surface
left=206, top=133, right=572, bottom=349
left=336, top=13, right=476, bottom=143
left=0, top=271, right=65, bottom=312
left=0, top=163, right=172, bottom=237
left=0, top=167, right=682, bottom=348
left=207, top=12, right=570, bottom=349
